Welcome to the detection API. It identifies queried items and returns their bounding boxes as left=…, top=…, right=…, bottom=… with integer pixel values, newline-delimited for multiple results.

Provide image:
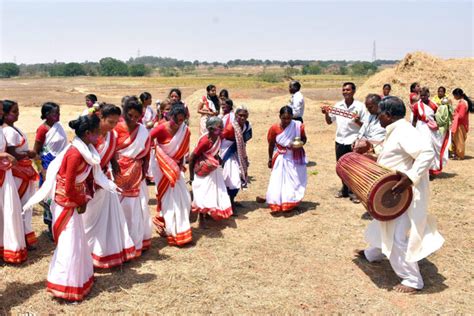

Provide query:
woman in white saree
left=25, top=115, right=117, bottom=301
left=265, top=106, right=307, bottom=213
left=412, top=87, right=450, bottom=176
left=220, top=105, right=252, bottom=211
left=0, top=100, right=27, bottom=264
left=150, top=104, right=192, bottom=246
left=82, top=104, right=136, bottom=268
left=189, top=117, right=233, bottom=222
left=197, top=85, right=219, bottom=135
left=33, top=102, right=68, bottom=239
left=2, top=100, right=39, bottom=248
left=113, top=96, right=152, bottom=257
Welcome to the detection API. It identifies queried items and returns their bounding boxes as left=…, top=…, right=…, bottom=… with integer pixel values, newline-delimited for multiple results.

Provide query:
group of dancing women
left=0, top=79, right=470, bottom=300
left=0, top=84, right=281, bottom=301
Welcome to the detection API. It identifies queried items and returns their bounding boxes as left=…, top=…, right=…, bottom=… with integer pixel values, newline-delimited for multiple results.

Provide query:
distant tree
left=284, top=67, right=300, bottom=76
left=82, top=62, right=100, bottom=76
left=0, top=63, right=20, bottom=78
left=302, top=64, right=322, bottom=75
left=63, top=63, right=86, bottom=76
left=128, top=64, right=149, bottom=76
left=159, top=67, right=180, bottom=77
left=99, top=57, right=129, bottom=76
left=350, top=62, right=377, bottom=76
left=339, top=65, right=348, bottom=75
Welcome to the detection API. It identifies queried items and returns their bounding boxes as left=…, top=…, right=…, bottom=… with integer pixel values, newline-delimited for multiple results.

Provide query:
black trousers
left=335, top=142, right=353, bottom=195
left=293, top=117, right=303, bottom=123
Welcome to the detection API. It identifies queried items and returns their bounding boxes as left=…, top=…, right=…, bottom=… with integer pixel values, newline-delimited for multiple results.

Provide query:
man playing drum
left=356, top=96, right=444, bottom=293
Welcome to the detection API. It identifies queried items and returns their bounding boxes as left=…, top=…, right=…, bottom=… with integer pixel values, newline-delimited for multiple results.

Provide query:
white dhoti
left=364, top=119, right=444, bottom=290
left=364, top=212, right=423, bottom=289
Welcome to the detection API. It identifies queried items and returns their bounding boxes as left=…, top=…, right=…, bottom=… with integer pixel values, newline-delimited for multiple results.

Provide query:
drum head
left=368, top=174, right=413, bottom=221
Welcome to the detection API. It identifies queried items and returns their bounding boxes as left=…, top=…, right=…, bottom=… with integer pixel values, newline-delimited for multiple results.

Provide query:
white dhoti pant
left=364, top=212, right=424, bottom=289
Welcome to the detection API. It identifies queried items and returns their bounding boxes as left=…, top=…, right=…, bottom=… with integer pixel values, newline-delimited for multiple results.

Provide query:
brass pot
left=292, top=137, right=304, bottom=148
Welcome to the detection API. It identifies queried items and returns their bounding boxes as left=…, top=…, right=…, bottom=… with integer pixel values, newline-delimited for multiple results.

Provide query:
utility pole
left=137, top=49, right=141, bottom=58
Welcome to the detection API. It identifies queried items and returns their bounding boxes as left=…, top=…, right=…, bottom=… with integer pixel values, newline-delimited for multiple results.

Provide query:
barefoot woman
left=150, top=104, right=193, bottom=246
left=266, top=106, right=307, bottom=212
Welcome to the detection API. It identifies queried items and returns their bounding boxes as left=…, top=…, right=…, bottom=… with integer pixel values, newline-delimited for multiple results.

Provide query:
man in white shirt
left=356, top=96, right=444, bottom=293
left=288, top=81, right=304, bottom=122
left=353, top=94, right=386, bottom=154
left=322, top=82, right=367, bottom=203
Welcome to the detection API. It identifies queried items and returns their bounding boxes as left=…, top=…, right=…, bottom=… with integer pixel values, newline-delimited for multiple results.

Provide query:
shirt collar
left=385, top=118, right=404, bottom=137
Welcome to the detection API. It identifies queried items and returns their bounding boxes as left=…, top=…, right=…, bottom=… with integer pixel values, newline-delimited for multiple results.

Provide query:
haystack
left=357, top=51, right=474, bottom=104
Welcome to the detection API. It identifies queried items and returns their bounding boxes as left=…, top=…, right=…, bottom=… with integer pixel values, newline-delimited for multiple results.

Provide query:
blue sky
left=0, top=0, right=472, bottom=64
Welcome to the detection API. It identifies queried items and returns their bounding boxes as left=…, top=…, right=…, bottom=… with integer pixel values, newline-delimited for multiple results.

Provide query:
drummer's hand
left=392, top=171, right=413, bottom=195
left=321, top=106, right=328, bottom=114
left=267, top=159, right=272, bottom=169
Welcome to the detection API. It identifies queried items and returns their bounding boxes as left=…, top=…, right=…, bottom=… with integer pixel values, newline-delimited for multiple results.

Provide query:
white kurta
left=364, top=119, right=444, bottom=289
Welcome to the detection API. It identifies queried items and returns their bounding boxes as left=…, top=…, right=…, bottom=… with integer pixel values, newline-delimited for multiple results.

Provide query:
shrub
left=0, top=63, right=20, bottom=78
left=99, top=57, right=129, bottom=76
left=128, top=64, right=149, bottom=76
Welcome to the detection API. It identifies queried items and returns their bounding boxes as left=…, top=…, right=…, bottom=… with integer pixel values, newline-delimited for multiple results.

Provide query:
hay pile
left=357, top=51, right=474, bottom=103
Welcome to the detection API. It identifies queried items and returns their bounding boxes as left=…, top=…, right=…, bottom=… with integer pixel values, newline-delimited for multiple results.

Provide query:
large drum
left=336, top=152, right=412, bottom=221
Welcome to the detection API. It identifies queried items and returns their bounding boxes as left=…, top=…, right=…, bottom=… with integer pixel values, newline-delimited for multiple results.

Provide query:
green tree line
left=0, top=56, right=395, bottom=78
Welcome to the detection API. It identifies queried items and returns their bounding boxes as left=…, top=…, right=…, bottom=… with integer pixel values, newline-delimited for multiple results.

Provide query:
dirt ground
left=0, top=77, right=472, bottom=314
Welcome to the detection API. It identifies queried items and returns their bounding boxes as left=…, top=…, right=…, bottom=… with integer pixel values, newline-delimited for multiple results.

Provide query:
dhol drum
left=336, top=152, right=412, bottom=221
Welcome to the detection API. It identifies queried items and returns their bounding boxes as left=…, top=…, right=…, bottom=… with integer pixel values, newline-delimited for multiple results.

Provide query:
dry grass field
left=0, top=75, right=472, bottom=314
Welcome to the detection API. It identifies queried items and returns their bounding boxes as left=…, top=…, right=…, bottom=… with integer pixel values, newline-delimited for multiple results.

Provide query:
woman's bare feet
left=393, top=284, right=418, bottom=293
left=256, top=196, right=266, bottom=203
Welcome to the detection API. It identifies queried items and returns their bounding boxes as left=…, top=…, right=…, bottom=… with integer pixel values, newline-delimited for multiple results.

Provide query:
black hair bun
left=68, top=118, right=81, bottom=130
